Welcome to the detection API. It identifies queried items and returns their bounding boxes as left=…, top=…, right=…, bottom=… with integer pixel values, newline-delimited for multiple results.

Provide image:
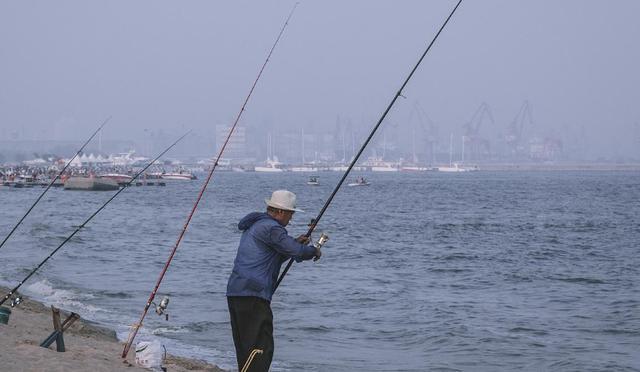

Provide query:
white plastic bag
left=135, top=340, right=165, bottom=371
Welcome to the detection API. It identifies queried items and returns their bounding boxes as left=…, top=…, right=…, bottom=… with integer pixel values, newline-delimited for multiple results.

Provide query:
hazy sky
left=1, top=1, right=639, bottom=159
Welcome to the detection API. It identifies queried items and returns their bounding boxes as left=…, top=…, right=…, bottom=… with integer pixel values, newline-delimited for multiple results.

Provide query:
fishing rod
left=121, top=3, right=300, bottom=359
left=275, top=0, right=463, bottom=291
left=0, top=116, right=111, bottom=251
left=0, top=131, right=190, bottom=308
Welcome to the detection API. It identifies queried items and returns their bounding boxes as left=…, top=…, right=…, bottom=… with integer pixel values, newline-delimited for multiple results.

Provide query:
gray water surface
left=1, top=171, right=639, bottom=371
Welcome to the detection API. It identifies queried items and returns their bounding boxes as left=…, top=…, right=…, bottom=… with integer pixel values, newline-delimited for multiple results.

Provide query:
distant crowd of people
left=0, top=165, right=140, bottom=182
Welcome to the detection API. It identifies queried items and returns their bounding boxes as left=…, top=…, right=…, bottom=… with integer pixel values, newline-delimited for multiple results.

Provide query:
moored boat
left=401, top=165, right=436, bottom=172
left=307, top=176, right=319, bottom=185
left=99, top=173, right=133, bottom=185
left=371, top=164, right=399, bottom=172
left=255, top=158, right=285, bottom=173
left=437, top=163, right=478, bottom=172
left=64, top=176, right=119, bottom=191
left=290, top=166, right=318, bottom=172
left=160, top=172, right=196, bottom=180
left=347, top=176, right=370, bottom=187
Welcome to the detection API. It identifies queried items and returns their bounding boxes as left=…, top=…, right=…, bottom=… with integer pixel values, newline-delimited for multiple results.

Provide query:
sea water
left=1, top=171, right=638, bottom=371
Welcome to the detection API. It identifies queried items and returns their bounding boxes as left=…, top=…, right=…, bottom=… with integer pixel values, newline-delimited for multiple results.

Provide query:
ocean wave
left=433, top=252, right=479, bottom=261
left=29, top=222, right=51, bottom=233
left=576, top=328, right=640, bottom=336
left=152, top=325, right=190, bottom=335
left=508, top=327, right=549, bottom=336
left=185, top=321, right=224, bottom=332
left=24, top=279, right=101, bottom=314
left=151, top=320, right=225, bottom=335
left=96, top=290, right=133, bottom=298
left=429, top=267, right=470, bottom=273
left=297, top=325, right=331, bottom=333
left=555, top=277, right=606, bottom=284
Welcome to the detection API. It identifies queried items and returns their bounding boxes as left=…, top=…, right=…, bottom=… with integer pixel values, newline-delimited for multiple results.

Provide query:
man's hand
left=296, top=234, right=310, bottom=245
left=313, top=247, right=322, bottom=262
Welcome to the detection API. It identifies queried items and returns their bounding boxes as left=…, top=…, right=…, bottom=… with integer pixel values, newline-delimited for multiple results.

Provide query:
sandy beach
left=0, top=288, right=224, bottom=372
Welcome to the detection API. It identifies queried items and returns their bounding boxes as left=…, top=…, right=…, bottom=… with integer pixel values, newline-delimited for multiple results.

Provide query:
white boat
left=144, top=172, right=164, bottom=180
left=99, top=173, right=133, bottom=184
left=401, top=166, right=432, bottom=172
left=437, top=134, right=479, bottom=172
left=307, top=176, right=319, bottom=185
left=161, top=173, right=195, bottom=180
left=255, top=167, right=284, bottom=173
left=329, top=165, right=350, bottom=172
left=254, top=166, right=284, bottom=173
left=347, top=177, right=370, bottom=187
left=13, top=174, right=37, bottom=188
left=290, top=166, right=318, bottom=172
left=371, top=164, right=399, bottom=172
left=437, top=163, right=473, bottom=172
left=255, top=158, right=285, bottom=173
left=256, top=134, right=285, bottom=172
left=363, top=156, right=399, bottom=172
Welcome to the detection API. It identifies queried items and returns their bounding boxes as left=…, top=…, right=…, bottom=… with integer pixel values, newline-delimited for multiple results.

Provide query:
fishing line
left=121, top=2, right=300, bottom=358
left=275, top=0, right=463, bottom=291
left=0, top=116, right=111, bottom=251
left=0, top=131, right=190, bottom=308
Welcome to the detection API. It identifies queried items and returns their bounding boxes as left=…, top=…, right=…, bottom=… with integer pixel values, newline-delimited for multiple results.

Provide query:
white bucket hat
left=265, top=190, right=304, bottom=212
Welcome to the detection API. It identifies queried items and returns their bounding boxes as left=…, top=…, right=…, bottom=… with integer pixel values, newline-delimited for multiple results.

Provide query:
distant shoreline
left=468, top=163, right=640, bottom=171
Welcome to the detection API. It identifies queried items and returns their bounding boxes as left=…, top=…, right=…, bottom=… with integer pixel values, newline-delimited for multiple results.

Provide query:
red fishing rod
left=121, top=3, right=300, bottom=358
left=275, top=0, right=463, bottom=291
left=0, top=131, right=190, bottom=308
left=0, top=116, right=111, bottom=251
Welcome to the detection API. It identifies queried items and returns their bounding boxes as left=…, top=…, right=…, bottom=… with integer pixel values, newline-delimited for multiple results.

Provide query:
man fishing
left=227, top=189, right=321, bottom=371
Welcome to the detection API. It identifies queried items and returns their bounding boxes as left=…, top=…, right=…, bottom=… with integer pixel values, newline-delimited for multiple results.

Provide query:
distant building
left=215, top=125, right=247, bottom=160
left=529, top=137, right=563, bottom=161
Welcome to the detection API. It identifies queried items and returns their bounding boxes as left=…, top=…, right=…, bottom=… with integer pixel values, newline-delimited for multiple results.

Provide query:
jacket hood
left=238, top=212, right=273, bottom=231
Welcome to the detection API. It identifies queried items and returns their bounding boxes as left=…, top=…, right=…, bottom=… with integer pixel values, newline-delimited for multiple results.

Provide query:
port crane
left=463, top=102, right=494, bottom=160
left=407, top=101, right=439, bottom=165
left=506, top=100, right=533, bottom=157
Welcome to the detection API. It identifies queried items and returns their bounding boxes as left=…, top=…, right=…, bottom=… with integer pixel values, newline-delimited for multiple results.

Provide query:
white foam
left=152, top=326, right=189, bottom=335
left=24, top=279, right=101, bottom=314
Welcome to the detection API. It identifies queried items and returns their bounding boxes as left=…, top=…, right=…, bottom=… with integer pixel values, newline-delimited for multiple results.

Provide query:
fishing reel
left=307, top=219, right=329, bottom=249
left=152, top=296, right=170, bottom=321
left=314, top=233, right=329, bottom=249
left=313, top=233, right=329, bottom=261
left=10, top=293, right=23, bottom=308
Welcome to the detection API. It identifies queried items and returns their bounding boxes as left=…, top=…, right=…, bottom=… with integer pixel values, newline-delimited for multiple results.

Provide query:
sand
left=0, top=288, right=224, bottom=372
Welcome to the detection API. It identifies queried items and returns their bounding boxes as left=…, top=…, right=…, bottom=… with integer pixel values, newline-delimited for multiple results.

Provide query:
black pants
left=227, top=296, right=274, bottom=372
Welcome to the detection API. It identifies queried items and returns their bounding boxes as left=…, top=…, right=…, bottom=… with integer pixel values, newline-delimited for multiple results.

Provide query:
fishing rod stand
left=40, top=306, right=80, bottom=352
left=152, top=296, right=170, bottom=321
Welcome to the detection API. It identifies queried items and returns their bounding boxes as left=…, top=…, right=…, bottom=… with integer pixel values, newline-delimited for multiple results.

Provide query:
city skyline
left=1, top=1, right=639, bottom=163
left=1, top=102, right=638, bottom=164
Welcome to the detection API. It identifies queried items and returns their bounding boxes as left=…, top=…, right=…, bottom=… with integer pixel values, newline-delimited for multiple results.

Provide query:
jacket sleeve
left=268, top=225, right=317, bottom=261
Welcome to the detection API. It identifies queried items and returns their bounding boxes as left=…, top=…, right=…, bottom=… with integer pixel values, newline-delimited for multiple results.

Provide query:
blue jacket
left=226, top=212, right=317, bottom=301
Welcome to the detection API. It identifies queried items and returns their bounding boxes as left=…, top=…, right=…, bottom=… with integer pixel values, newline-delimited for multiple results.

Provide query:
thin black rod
left=0, top=116, right=112, bottom=251
left=0, top=131, right=189, bottom=307
left=121, top=3, right=299, bottom=359
left=275, top=0, right=463, bottom=291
